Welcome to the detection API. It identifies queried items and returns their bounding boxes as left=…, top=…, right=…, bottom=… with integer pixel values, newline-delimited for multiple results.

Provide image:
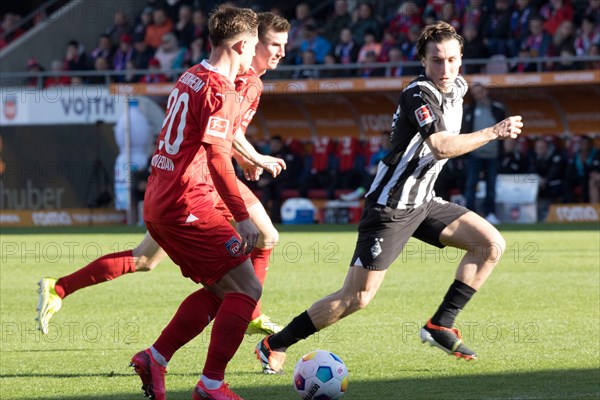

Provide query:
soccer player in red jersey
left=132, top=6, right=261, bottom=400
left=36, top=12, right=290, bottom=341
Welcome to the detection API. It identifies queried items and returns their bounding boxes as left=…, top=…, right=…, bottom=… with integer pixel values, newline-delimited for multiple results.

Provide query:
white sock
left=201, top=375, right=223, bottom=390
left=149, top=346, right=168, bottom=367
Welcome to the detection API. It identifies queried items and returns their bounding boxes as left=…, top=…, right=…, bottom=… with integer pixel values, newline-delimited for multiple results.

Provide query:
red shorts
left=216, top=180, right=260, bottom=221
left=145, top=209, right=250, bottom=286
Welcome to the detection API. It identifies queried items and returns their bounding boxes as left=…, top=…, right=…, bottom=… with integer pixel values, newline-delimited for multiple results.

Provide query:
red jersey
left=144, top=61, right=247, bottom=224
left=235, top=67, right=262, bottom=134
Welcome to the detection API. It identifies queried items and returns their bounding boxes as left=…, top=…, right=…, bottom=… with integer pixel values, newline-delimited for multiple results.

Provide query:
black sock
left=431, top=279, right=476, bottom=328
left=268, top=311, right=317, bottom=350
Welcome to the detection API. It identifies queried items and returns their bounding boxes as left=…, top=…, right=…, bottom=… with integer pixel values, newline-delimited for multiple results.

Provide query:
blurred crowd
left=13, top=0, right=600, bottom=87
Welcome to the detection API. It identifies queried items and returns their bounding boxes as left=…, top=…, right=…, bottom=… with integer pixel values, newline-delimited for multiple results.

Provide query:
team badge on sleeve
left=225, top=236, right=243, bottom=257
left=206, top=116, right=229, bottom=139
left=415, top=104, right=435, bottom=127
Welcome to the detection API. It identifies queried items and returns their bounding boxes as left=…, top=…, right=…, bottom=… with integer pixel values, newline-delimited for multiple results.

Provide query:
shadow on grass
left=8, top=368, right=600, bottom=400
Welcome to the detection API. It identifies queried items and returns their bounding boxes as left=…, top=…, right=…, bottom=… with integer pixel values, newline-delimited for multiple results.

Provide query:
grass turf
left=1, top=223, right=599, bottom=399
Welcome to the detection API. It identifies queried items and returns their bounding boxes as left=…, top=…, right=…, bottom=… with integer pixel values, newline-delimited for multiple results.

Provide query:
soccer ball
left=293, top=350, right=349, bottom=400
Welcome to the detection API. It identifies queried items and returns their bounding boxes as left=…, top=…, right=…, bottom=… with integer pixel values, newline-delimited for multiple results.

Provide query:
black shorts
left=350, top=197, right=468, bottom=271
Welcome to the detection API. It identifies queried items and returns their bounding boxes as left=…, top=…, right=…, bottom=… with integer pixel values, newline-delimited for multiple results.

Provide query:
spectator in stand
left=0, top=13, right=24, bottom=49
left=582, top=0, right=600, bottom=26
left=528, top=137, right=566, bottom=204
left=191, top=9, right=209, bottom=45
left=481, top=0, right=512, bottom=56
left=185, top=37, right=209, bottom=67
left=540, top=0, right=574, bottom=36
left=509, top=0, right=537, bottom=56
left=399, top=24, right=421, bottom=76
left=322, top=0, right=352, bottom=44
left=511, top=47, right=538, bottom=72
left=575, top=16, right=600, bottom=56
left=320, top=54, right=339, bottom=78
left=463, top=0, right=486, bottom=34
left=351, top=2, right=382, bottom=46
left=292, top=49, right=320, bottom=79
left=333, top=27, right=359, bottom=66
left=91, top=34, right=114, bottom=66
left=499, top=138, right=527, bottom=174
left=585, top=42, right=600, bottom=70
left=287, top=3, right=314, bottom=64
left=551, top=20, right=576, bottom=54
left=565, top=136, right=599, bottom=202
left=89, top=57, right=113, bottom=84
left=463, top=23, right=489, bottom=74
left=521, top=15, right=552, bottom=68
left=132, top=32, right=155, bottom=70
left=105, top=11, right=131, bottom=44
left=553, top=45, right=582, bottom=71
left=133, top=6, right=153, bottom=38
left=297, top=24, right=331, bottom=64
left=385, top=47, right=403, bottom=77
left=258, top=135, right=303, bottom=223
left=378, top=30, right=398, bottom=62
left=64, top=40, right=89, bottom=72
left=440, top=2, right=462, bottom=32
left=173, top=3, right=194, bottom=47
left=356, top=30, right=381, bottom=63
left=589, top=149, right=600, bottom=204
left=145, top=8, right=173, bottom=49
left=358, top=50, right=384, bottom=77
left=44, top=59, right=71, bottom=88
left=462, top=83, right=507, bottom=225
left=113, top=34, right=134, bottom=80
left=139, top=58, right=169, bottom=83
left=123, top=60, right=140, bottom=83
left=24, top=58, right=44, bottom=88
left=154, top=32, right=186, bottom=76
left=387, top=1, right=421, bottom=39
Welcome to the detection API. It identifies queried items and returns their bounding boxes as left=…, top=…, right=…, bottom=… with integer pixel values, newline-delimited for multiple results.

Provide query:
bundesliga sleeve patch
left=206, top=116, right=229, bottom=139
left=225, top=236, right=243, bottom=257
left=415, top=104, right=435, bottom=127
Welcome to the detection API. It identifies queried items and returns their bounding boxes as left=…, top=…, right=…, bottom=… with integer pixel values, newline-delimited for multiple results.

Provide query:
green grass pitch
left=1, top=223, right=599, bottom=399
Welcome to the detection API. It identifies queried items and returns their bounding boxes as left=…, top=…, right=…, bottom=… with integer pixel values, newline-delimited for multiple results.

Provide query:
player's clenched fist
left=493, top=116, right=523, bottom=139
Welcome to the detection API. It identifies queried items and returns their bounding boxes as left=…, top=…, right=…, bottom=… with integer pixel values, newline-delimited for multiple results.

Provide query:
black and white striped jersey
left=366, top=75, right=468, bottom=209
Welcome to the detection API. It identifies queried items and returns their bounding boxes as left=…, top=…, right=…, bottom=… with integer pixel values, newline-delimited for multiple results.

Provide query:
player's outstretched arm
left=426, top=116, right=523, bottom=160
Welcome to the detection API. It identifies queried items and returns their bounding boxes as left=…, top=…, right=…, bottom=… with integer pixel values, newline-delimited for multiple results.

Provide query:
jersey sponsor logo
left=206, top=116, right=229, bottom=139
left=225, top=236, right=243, bottom=257
left=415, top=104, right=435, bottom=127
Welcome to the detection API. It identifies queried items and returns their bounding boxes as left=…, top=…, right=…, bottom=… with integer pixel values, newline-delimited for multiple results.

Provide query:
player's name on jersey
left=178, top=71, right=206, bottom=93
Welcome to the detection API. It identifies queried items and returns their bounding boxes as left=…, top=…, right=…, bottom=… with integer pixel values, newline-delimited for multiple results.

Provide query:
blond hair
left=208, top=5, right=258, bottom=47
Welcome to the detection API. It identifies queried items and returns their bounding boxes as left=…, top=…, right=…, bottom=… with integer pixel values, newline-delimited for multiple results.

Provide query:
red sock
left=54, top=250, right=135, bottom=299
left=203, top=292, right=257, bottom=381
left=250, top=247, right=272, bottom=319
left=153, top=288, right=222, bottom=362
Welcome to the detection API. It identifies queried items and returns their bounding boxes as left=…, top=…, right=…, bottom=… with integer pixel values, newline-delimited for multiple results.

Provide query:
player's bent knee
left=346, top=290, right=375, bottom=312
left=484, top=231, right=506, bottom=262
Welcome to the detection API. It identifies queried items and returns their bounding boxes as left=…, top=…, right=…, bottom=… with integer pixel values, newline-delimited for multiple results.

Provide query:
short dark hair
left=257, top=12, right=290, bottom=40
left=208, top=5, right=258, bottom=47
left=416, top=21, right=464, bottom=60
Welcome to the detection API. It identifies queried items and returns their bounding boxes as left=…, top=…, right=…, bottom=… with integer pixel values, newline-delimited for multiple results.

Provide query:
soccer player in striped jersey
left=36, top=12, right=290, bottom=342
left=256, top=21, right=523, bottom=374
